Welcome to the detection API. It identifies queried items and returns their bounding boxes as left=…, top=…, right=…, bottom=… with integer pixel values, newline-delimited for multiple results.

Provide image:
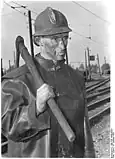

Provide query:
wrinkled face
left=35, top=32, right=69, bottom=61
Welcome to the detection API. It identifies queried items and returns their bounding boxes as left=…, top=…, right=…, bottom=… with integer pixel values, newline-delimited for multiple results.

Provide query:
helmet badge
left=48, top=7, right=56, bottom=24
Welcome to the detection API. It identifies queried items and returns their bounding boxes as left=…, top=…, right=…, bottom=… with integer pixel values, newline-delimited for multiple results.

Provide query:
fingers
left=36, top=83, right=55, bottom=113
left=37, top=84, right=55, bottom=99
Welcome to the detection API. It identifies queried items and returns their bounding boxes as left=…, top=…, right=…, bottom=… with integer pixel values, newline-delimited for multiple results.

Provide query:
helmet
left=33, top=7, right=72, bottom=37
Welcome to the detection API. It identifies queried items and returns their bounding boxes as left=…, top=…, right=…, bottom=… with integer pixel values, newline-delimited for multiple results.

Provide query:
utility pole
left=97, top=54, right=101, bottom=76
left=87, top=47, right=91, bottom=80
left=14, top=51, right=16, bottom=66
left=1, top=58, right=4, bottom=76
left=89, top=24, right=91, bottom=39
left=104, top=56, right=106, bottom=64
left=9, top=60, right=11, bottom=71
left=28, top=10, right=34, bottom=58
left=85, top=49, right=88, bottom=79
left=28, top=11, right=51, bottom=156
left=4, top=68, right=6, bottom=75
left=86, top=24, right=92, bottom=80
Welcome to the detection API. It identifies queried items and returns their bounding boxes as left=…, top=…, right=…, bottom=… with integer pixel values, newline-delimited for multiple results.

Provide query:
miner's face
left=36, top=33, right=69, bottom=61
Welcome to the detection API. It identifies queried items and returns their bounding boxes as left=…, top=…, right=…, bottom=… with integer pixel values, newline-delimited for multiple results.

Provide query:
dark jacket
left=1, top=54, right=95, bottom=157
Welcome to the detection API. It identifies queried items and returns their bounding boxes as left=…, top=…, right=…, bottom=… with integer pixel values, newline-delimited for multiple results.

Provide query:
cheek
left=55, top=47, right=61, bottom=53
left=46, top=40, right=58, bottom=51
left=51, top=39, right=58, bottom=49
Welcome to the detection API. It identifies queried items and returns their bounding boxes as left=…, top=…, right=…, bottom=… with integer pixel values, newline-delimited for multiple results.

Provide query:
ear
left=33, top=36, right=41, bottom=46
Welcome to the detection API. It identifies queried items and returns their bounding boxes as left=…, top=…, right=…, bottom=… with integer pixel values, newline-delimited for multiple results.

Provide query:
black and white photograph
left=1, top=0, right=114, bottom=158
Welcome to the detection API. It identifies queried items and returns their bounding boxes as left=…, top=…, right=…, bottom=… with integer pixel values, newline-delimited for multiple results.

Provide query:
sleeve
left=1, top=79, right=49, bottom=143
left=83, top=87, right=95, bottom=158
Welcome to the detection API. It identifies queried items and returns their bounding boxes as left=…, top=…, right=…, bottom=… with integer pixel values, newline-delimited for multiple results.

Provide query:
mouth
left=58, top=53, right=65, bottom=56
left=58, top=50, right=66, bottom=56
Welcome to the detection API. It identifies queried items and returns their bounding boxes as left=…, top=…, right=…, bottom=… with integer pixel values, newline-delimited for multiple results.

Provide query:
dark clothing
left=1, top=54, right=93, bottom=157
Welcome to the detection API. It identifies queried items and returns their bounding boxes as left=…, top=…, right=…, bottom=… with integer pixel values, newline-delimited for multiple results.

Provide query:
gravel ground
left=91, top=114, right=110, bottom=158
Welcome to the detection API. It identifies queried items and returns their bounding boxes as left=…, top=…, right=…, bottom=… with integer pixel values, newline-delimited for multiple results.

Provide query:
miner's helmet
left=33, top=7, right=72, bottom=45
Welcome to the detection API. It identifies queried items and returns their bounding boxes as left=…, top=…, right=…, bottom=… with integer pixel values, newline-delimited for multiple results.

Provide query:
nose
left=59, top=38, right=66, bottom=50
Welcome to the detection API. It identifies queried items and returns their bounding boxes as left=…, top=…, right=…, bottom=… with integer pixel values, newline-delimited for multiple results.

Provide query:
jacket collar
left=35, top=53, right=65, bottom=71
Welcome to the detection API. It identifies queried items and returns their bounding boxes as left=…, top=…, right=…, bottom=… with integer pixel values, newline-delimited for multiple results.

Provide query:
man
left=1, top=7, right=95, bottom=157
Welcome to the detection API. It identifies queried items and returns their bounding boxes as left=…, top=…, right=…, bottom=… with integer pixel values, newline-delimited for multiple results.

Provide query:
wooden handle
left=16, top=36, right=75, bottom=142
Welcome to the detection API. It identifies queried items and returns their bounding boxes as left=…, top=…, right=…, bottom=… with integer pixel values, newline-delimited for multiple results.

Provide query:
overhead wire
left=71, top=1, right=109, bottom=48
left=3, top=1, right=35, bottom=21
left=72, top=29, right=108, bottom=48
left=4, top=1, right=27, bottom=16
left=72, top=1, right=110, bottom=25
left=12, top=1, right=38, bottom=15
left=89, top=38, right=108, bottom=48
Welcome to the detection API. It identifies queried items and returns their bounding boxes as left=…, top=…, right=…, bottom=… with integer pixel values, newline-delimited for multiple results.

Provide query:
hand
left=36, top=83, right=55, bottom=113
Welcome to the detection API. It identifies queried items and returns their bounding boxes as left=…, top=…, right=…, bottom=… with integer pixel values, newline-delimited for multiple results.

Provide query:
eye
left=53, top=36, right=58, bottom=41
left=63, top=36, right=69, bottom=40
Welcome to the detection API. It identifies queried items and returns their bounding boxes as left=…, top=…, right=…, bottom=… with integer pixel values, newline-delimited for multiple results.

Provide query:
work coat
left=1, top=54, right=95, bottom=157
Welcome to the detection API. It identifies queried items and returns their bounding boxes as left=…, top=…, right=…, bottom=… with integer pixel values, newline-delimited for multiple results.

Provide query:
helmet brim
left=33, top=26, right=72, bottom=37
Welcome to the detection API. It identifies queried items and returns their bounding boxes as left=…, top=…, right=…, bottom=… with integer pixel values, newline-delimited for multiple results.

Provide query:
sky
left=1, top=0, right=111, bottom=69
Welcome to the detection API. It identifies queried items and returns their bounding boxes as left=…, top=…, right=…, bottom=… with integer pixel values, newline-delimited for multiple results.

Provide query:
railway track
left=86, top=78, right=110, bottom=94
left=87, top=95, right=110, bottom=111
left=87, top=82, right=110, bottom=127
left=87, top=87, right=110, bottom=102
left=86, top=77, right=110, bottom=88
left=97, top=86, right=110, bottom=92
left=86, top=79, right=105, bottom=89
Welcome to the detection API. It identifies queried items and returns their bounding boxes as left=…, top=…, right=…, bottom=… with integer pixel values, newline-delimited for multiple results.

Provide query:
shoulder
left=66, top=64, right=84, bottom=80
left=2, top=64, right=29, bottom=81
left=65, top=64, right=85, bottom=89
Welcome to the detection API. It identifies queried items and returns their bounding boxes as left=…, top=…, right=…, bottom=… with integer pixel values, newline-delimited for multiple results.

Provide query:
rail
left=87, top=95, right=110, bottom=111
left=86, top=78, right=110, bottom=94
left=87, top=87, right=110, bottom=102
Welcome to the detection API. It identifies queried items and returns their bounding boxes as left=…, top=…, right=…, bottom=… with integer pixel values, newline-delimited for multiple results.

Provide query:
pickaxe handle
left=16, top=36, right=75, bottom=142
